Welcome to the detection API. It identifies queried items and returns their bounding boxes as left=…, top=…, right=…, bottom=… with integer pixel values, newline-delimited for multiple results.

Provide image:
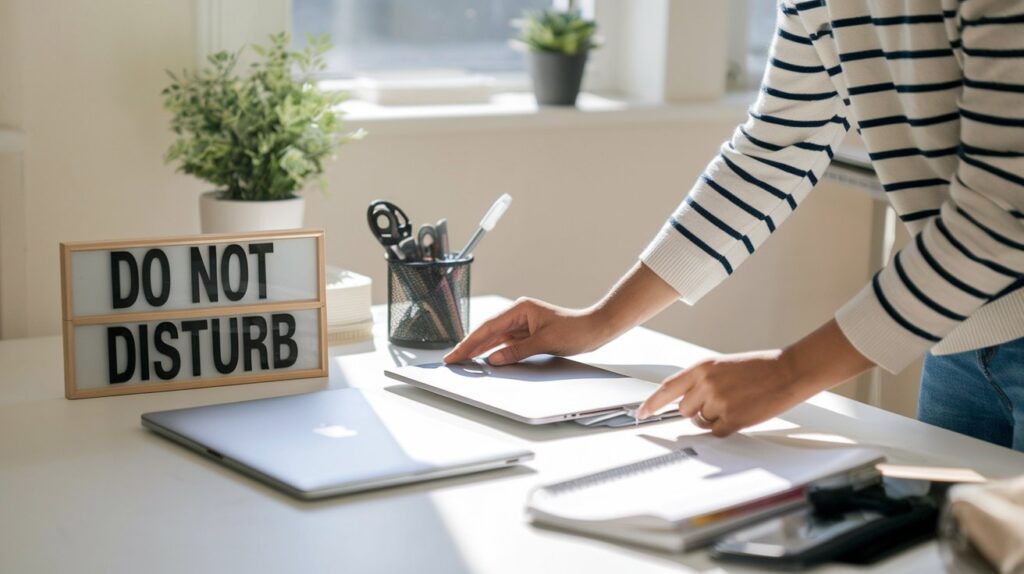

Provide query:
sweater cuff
left=835, top=281, right=935, bottom=374
left=639, top=222, right=729, bottom=305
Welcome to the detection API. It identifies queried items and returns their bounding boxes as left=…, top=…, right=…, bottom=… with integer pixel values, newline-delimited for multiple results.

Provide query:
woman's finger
left=444, top=307, right=525, bottom=363
left=636, top=368, right=698, bottom=419
left=487, top=336, right=546, bottom=366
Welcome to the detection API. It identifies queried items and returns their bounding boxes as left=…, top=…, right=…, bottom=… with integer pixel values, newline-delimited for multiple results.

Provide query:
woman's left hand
left=635, top=319, right=876, bottom=436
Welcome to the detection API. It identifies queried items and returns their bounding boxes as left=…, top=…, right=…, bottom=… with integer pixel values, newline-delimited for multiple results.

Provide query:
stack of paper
left=325, top=267, right=373, bottom=345
left=527, top=435, right=884, bottom=552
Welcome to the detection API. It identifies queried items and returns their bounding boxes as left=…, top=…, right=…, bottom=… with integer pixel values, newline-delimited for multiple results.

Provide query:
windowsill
left=337, top=91, right=756, bottom=135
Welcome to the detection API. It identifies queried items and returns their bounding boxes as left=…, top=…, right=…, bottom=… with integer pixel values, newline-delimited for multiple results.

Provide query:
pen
left=456, top=194, right=512, bottom=260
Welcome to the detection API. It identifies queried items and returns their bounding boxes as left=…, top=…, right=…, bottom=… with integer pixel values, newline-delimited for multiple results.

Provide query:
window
left=727, top=0, right=778, bottom=90
left=291, top=0, right=558, bottom=79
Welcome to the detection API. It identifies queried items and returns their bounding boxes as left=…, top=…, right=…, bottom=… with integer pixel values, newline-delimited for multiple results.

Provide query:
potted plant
left=163, top=33, right=364, bottom=234
left=513, top=1, right=599, bottom=107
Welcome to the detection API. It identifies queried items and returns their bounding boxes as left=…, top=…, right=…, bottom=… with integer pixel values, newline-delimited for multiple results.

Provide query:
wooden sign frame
left=60, top=229, right=327, bottom=399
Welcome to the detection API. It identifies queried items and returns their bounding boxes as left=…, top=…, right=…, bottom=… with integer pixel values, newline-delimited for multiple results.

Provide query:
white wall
left=2, top=0, right=921, bottom=415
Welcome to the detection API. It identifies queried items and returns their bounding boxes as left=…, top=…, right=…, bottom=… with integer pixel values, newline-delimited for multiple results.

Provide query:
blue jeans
left=918, top=337, right=1024, bottom=451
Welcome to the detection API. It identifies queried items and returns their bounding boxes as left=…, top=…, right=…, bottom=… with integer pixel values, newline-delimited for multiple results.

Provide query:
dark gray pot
left=527, top=49, right=589, bottom=107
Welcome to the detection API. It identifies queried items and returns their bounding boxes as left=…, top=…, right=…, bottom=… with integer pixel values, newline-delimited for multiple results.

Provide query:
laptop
left=384, top=355, right=678, bottom=425
left=142, top=388, right=534, bottom=499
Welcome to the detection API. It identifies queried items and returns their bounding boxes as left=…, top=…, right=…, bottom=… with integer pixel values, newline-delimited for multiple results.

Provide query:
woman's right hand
left=442, top=298, right=613, bottom=366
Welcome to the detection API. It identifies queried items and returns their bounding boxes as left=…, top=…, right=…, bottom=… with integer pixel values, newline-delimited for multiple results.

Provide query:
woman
left=445, top=0, right=1024, bottom=450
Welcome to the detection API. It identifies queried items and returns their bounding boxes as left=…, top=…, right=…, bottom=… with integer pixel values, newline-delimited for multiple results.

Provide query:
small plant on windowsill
left=163, top=32, right=365, bottom=234
left=512, top=0, right=599, bottom=107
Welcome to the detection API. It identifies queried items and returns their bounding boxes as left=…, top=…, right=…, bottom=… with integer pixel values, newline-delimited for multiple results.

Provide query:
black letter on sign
left=221, top=244, right=248, bottom=302
left=141, top=249, right=171, bottom=307
left=242, top=316, right=269, bottom=371
left=180, top=320, right=208, bottom=376
left=153, top=322, right=181, bottom=380
left=138, top=324, right=150, bottom=381
left=107, top=326, right=135, bottom=383
left=211, top=317, right=239, bottom=374
left=190, top=246, right=218, bottom=304
left=272, top=313, right=298, bottom=368
left=248, top=243, right=274, bottom=299
left=110, top=251, right=139, bottom=309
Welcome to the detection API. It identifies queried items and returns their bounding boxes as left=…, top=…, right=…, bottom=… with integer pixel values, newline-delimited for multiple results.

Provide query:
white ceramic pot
left=199, top=191, right=306, bottom=234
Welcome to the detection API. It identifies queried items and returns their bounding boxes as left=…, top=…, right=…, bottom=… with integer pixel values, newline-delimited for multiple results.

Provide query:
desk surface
left=3, top=295, right=1022, bottom=574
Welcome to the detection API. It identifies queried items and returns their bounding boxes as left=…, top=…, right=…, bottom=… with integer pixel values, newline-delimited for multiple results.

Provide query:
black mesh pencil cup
left=387, top=257, right=471, bottom=349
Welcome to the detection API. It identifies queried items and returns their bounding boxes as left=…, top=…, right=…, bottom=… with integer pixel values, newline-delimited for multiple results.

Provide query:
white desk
left=3, top=296, right=1023, bottom=574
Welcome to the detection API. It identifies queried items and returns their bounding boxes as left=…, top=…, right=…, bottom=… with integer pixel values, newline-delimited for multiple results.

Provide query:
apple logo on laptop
left=313, top=423, right=358, bottom=439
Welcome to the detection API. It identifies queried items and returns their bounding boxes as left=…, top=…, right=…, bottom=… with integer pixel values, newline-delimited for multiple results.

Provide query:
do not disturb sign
left=59, top=230, right=327, bottom=399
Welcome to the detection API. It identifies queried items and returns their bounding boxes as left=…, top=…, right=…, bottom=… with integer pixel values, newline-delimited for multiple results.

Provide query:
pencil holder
left=387, top=257, right=472, bottom=349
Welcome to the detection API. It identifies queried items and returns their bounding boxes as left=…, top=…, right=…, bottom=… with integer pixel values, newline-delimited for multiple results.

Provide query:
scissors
left=417, top=224, right=439, bottom=261
left=367, top=200, right=413, bottom=259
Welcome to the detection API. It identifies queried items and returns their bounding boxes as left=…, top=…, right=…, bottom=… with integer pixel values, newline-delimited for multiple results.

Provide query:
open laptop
left=142, top=388, right=533, bottom=499
left=384, top=355, right=680, bottom=425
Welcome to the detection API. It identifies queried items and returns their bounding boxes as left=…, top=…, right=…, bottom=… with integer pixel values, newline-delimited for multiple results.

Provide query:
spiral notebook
left=527, top=436, right=884, bottom=552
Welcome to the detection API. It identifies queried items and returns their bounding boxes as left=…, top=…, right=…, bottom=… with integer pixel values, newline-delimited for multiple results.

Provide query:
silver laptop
left=142, top=388, right=534, bottom=499
left=384, top=355, right=675, bottom=425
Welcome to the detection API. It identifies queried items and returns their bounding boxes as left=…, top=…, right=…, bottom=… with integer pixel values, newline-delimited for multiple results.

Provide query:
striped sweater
left=641, top=0, right=1024, bottom=373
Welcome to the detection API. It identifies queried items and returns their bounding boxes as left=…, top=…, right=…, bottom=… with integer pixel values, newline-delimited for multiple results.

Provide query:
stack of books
left=527, top=435, right=884, bottom=552
left=325, top=267, right=373, bottom=345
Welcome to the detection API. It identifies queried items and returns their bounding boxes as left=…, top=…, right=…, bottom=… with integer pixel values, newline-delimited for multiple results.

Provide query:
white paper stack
left=325, top=267, right=373, bottom=346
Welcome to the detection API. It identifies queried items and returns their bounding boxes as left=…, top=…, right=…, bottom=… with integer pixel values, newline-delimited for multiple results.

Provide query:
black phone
left=710, top=477, right=948, bottom=570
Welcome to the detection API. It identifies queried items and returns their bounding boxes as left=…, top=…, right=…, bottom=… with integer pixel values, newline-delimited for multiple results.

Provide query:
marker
left=456, top=194, right=512, bottom=260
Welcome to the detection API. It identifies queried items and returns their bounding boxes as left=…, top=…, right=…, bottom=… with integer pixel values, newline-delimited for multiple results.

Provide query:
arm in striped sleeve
left=641, top=2, right=848, bottom=303
left=836, top=0, right=1024, bottom=372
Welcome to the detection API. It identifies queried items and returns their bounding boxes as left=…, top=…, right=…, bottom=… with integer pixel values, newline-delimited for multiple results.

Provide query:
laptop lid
left=142, top=388, right=533, bottom=499
left=384, top=355, right=661, bottom=425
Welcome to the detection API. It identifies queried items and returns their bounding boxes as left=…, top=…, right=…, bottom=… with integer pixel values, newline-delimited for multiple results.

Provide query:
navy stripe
left=892, top=252, right=968, bottom=321
left=765, top=217, right=776, bottom=232
left=950, top=38, right=962, bottom=49
left=848, top=79, right=962, bottom=96
left=771, top=58, right=825, bottom=74
left=1012, top=210, right=1024, bottom=219
left=840, top=48, right=953, bottom=62
left=795, top=141, right=834, bottom=158
left=685, top=197, right=755, bottom=254
left=963, top=47, right=1024, bottom=58
left=915, top=234, right=994, bottom=299
left=749, top=154, right=808, bottom=178
left=827, top=64, right=842, bottom=76
left=871, top=273, right=942, bottom=342
left=778, top=28, right=813, bottom=46
left=721, top=156, right=793, bottom=206
left=740, top=127, right=783, bottom=151
left=858, top=112, right=959, bottom=129
left=963, top=77, right=1024, bottom=93
left=668, top=218, right=733, bottom=274
left=810, top=28, right=835, bottom=41
left=960, top=144, right=1024, bottom=158
left=763, top=86, right=838, bottom=101
left=794, top=0, right=824, bottom=10
left=833, top=14, right=945, bottom=28
left=781, top=5, right=799, bottom=16
left=807, top=171, right=818, bottom=185
left=960, top=107, right=1024, bottom=128
left=749, top=111, right=844, bottom=129
left=935, top=217, right=1019, bottom=277
left=869, top=146, right=958, bottom=161
left=955, top=206, right=1024, bottom=250
left=701, top=176, right=768, bottom=221
left=883, top=178, right=949, bottom=192
left=900, top=209, right=940, bottom=222
left=961, top=14, right=1024, bottom=27
left=959, top=153, right=1024, bottom=187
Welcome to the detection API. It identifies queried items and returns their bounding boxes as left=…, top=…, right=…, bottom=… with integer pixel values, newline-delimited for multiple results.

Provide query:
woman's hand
left=443, top=298, right=611, bottom=366
left=444, top=262, right=680, bottom=366
left=636, top=318, right=875, bottom=436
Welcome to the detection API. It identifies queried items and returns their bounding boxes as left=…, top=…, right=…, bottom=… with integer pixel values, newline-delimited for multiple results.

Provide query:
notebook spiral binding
left=543, top=447, right=699, bottom=496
